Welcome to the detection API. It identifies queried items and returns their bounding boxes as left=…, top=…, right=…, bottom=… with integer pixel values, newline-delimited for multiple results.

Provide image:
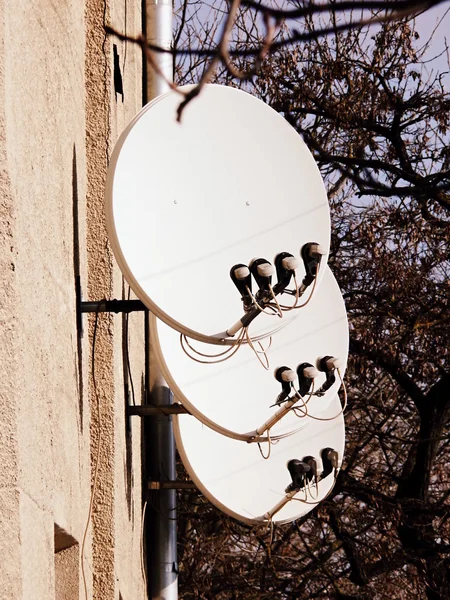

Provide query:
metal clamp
left=148, top=480, right=197, bottom=490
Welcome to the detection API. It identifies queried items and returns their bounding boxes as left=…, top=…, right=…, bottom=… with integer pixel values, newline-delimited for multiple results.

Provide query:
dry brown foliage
left=170, top=5, right=450, bottom=599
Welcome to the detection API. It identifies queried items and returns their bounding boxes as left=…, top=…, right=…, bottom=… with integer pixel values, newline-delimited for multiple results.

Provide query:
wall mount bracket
left=148, top=480, right=197, bottom=490
left=129, top=404, right=190, bottom=417
left=76, top=275, right=147, bottom=335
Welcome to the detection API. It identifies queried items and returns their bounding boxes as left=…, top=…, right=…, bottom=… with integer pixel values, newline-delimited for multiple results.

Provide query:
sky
left=414, top=2, right=450, bottom=67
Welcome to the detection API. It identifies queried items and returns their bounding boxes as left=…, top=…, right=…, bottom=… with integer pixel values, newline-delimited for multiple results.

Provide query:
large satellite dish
left=105, top=84, right=330, bottom=345
left=151, top=266, right=348, bottom=440
left=174, top=394, right=345, bottom=524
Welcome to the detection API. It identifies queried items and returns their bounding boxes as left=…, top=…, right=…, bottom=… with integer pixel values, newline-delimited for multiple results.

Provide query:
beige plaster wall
left=108, top=4, right=146, bottom=598
left=0, top=2, right=21, bottom=595
left=0, top=0, right=145, bottom=598
left=55, top=544, right=80, bottom=600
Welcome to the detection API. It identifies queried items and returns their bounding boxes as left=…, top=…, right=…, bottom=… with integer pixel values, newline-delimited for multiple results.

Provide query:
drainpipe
left=145, top=0, right=173, bottom=102
left=143, top=1, right=176, bottom=599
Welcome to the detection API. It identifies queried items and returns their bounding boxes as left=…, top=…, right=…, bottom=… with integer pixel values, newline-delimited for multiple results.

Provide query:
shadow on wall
left=122, top=279, right=135, bottom=521
left=72, top=144, right=84, bottom=433
left=72, top=141, right=141, bottom=518
left=55, top=523, right=79, bottom=599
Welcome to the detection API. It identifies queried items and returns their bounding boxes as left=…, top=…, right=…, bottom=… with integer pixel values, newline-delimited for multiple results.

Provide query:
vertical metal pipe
left=144, top=2, right=176, bottom=598
left=147, top=336, right=178, bottom=600
left=145, top=0, right=173, bottom=101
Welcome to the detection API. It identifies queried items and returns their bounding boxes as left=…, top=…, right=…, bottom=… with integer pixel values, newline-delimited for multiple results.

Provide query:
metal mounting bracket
left=75, top=275, right=147, bottom=336
left=129, top=404, right=190, bottom=417
left=148, top=480, right=197, bottom=490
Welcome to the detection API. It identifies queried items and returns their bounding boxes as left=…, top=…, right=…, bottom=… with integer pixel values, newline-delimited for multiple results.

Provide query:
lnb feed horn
left=315, top=355, right=340, bottom=396
left=319, top=356, right=342, bottom=372
left=320, top=447, right=339, bottom=479
left=302, top=456, right=319, bottom=483
left=297, top=362, right=319, bottom=397
left=274, top=252, right=299, bottom=292
left=301, top=242, right=325, bottom=287
left=274, top=366, right=296, bottom=395
left=286, top=459, right=311, bottom=491
left=230, top=264, right=253, bottom=309
left=273, top=366, right=297, bottom=405
left=249, top=258, right=275, bottom=294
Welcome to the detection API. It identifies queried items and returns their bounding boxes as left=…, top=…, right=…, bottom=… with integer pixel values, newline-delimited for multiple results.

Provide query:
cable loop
left=300, top=369, right=347, bottom=422
left=245, top=328, right=270, bottom=370
left=257, top=428, right=272, bottom=460
left=180, top=327, right=246, bottom=364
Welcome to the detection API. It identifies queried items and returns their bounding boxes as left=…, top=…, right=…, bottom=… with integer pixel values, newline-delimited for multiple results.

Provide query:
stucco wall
left=0, top=2, right=21, bottom=596
left=0, top=1, right=145, bottom=598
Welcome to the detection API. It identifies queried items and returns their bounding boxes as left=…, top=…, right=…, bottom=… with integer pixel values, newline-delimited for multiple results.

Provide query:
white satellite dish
left=151, top=266, right=348, bottom=441
left=174, top=393, right=345, bottom=524
left=105, top=84, right=330, bottom=345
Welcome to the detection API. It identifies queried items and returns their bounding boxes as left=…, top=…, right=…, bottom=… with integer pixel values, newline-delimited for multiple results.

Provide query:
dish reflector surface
left=174, top=394, right=345, bottom=524
left=106, top=84, right=330, bottom=344
left=152, top=266, right=348, bottom=439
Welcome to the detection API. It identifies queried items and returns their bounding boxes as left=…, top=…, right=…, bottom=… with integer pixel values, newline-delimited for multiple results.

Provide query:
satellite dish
left=174, top=393, right=345, bottom=524
left=151, top=266, right=348, bottom=441
left=105, top=84, right=330, bottom=345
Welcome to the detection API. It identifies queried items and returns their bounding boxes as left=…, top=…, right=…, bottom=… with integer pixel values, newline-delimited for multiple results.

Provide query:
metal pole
left=146, top=346, right=178, bottom=600
left=143, top=1, right=176, bottom=598
left=145, top=0, right=173, bottom=102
